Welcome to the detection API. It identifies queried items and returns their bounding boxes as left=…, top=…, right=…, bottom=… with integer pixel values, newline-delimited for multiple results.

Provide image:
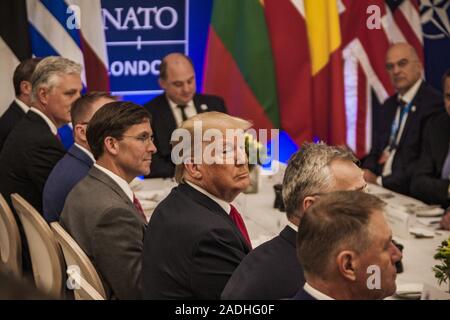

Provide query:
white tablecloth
left=135, top=172, right=450, bottom=299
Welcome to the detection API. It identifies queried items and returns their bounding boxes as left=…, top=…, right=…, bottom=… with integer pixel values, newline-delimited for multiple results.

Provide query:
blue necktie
left=441, top=146, right=450, bottom=179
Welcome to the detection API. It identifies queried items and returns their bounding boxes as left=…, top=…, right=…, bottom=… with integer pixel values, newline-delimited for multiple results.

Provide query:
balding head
left=159, top=53, right=196, bottom=105
left=385, top=43, right=422, bottom=94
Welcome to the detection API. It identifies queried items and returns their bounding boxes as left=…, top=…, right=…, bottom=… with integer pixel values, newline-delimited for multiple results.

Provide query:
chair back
left=51, top=222, right=106, bottom=299
left=0, top=194, right=22, bottom=278
left=65, top=268, right=105, bottom=300
left=11, top=194, right=64, bottom=298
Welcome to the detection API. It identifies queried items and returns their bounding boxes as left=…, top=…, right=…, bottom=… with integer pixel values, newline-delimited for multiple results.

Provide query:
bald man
left=362, top=43, right=441, bottom=195
left=144, top=53, right=227, bottom=178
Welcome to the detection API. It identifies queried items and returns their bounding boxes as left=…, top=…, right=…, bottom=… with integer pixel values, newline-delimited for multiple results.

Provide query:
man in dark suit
left=363, top=43, right=442, bottom=195
left=0, top=56, right=82, bottom=275
left=293, top=191, right=402, bottom=300
left=411, top=69, right=450, bottom=230
left=60, top=102, right=156, bottom=300
left=142, top=111, right=252, bottom=299
left=0, top=58, right=41, bottom=151
left=0, top=56, right=82, bottom=214
left=222, top=142, right=367, bottom=300
left=43, top=92, right=116, bottom=223
left=144, top=53, right=227, bottom=178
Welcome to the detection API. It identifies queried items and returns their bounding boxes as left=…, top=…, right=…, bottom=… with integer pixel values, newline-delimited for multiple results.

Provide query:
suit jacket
left=60, top=167, right=147, bottom=300
left=410, top=111, right=450, bottom=208
left=43, top=144, right=94, bottom=223
left=0, top=111, right=65, bottom=213
left=292, top=286, right=316, bottom=300
left=143, top=93, right=227, bottom=178
left=0, top=100, right=26, bottom=151
left=362, top=81, right=442, bottom=195
left=221, top=226, right=305, bottom=300
left=142, top=183, right=251, bottom=299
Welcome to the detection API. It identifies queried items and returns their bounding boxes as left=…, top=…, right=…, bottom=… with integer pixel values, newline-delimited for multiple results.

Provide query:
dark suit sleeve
left=92, top=207, right=144, bottom=300
left=25, top=143, right=65, bottom=196
left=410, top=122, right=449, bottom=207
left=190, top=227, right=246, bottom=299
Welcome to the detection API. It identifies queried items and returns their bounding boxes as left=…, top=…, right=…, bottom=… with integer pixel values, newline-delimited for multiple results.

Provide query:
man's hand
left=363, top=169, right=379, bottom=184
left=440, top=210, right=450, bottom=230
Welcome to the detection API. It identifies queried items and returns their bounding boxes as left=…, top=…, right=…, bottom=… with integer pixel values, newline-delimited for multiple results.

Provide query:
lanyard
left=388, top=101, right=413, bottom=150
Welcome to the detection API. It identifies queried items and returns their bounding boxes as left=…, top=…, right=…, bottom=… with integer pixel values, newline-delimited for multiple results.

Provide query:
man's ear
left=103, top=136, right=119, bottom=155
left=303, top=196, right=316, bottom=211
left=158, top=78, right=167, bottom=91
left=37, top=87, right=49, bottom=106
left=184, top=161, right=202, bottom=180
left=73, top=123, right=87, bottom=143
left=20, top=80, right=32, bottom=96
left=336, top=250, right=357, bottom=282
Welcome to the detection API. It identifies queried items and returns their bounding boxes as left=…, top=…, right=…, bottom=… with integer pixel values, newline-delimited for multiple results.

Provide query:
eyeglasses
left=121, top=134, right=154, bottom=144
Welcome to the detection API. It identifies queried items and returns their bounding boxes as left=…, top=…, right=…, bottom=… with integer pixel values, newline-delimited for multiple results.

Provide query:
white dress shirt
left=167, top=97, right=197, bottom=127
left=74, top=143, right=95, bottom=163
left=14, top=98, right=30, bottom=113
left=379, top=78, right=423, bottom=184
left=93, top=163, right=134, bottom=202
left=185, top=180, right=231, bottom=215
left=303, top=282, right=334, bottom=300
left=29, top=107, right=57, bottom=135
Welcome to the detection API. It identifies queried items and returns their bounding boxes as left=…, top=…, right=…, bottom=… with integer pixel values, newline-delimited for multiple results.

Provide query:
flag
left=264, top=0, right=313, bottom=146
left=0, top=0, right=32, bottom=116
left=304, top=0, right=347, bottom=146
left=26, top=0, right=109, bottom=92
left=203, top=0, right=280, bottom=131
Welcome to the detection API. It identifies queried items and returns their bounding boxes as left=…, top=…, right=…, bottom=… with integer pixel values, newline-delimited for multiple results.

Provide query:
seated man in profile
left=61, top=101, right=157, bottom=299
left=142, top=111, right=252, bottom=299
left=294, top=191, right=402, bottom=300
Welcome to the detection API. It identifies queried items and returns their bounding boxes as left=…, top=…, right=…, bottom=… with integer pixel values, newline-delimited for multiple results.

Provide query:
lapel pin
left=200, top=104, right=208, bottom=111
left=411, top=106, right=416, bottom=113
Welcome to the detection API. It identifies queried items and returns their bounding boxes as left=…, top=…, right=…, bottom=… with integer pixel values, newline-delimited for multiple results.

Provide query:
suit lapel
left=89, top=166, right=133, bottom=207
left=178, top=183, right=251, bottom=251
left=398, top=82, right=425, bottom=146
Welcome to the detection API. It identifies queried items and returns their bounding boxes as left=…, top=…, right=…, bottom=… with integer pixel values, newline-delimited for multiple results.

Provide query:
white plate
left=395, top=283, right=423, bottom=300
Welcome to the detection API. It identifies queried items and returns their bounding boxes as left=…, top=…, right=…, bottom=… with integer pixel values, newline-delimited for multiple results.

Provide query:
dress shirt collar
left=93, top=163, right=133, bottom=202
left=14, top=98, right=30, bottom=113
left=398, top=78, right=422, bottom=104
left=29, top=107, right=58, bottom=135
left=185, top=180, right=231, bottom=214
left=287, top=221, right=298, bottom=232
left=74, top=143, right=95, bottom=163
left=303, top=282, right=335, bottom=300
left=167, top=96, right=196, bottom=126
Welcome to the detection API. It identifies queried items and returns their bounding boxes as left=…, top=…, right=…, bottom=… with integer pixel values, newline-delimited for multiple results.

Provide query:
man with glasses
left=362, top=43, right=441, bottom=195
left=222, top=142, right=367, bottom=300
left=60, top=101, right=157, bottom=299
left=43, top=92, right=115, bottom=223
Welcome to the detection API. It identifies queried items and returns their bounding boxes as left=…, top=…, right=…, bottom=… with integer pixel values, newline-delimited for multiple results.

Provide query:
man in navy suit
left=222, top=142, right=367, bottom=300
left=410, top=69, right=450, bottom=230
left=43, top=92, right=116, bottom=222
left=142, top=112, right=252, bottom=299
left=293, top=191, right=402, bottom=300
left=0, top=58, right=41, bottom=151
left=144, top=53, right=227, bottom=178
left=362, top=43, right=442, bottom=195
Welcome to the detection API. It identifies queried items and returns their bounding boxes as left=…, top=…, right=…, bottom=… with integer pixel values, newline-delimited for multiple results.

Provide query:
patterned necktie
left=133, top=194, right=147, bottom=221
left=229, top=204, right=252, bottom=249
left=441, top=146, right=450, bottom=179
left=177, top=104, right=188, bottom=121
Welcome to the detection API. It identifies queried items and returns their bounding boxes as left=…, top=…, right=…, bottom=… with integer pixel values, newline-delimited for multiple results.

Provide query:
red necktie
left=133, top=194, right=147, bottom=221
left=229, top=204, right=252, bottom=249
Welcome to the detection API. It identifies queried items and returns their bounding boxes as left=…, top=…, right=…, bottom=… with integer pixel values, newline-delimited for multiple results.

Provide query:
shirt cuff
left=376, top=176, right=383, bottom=186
